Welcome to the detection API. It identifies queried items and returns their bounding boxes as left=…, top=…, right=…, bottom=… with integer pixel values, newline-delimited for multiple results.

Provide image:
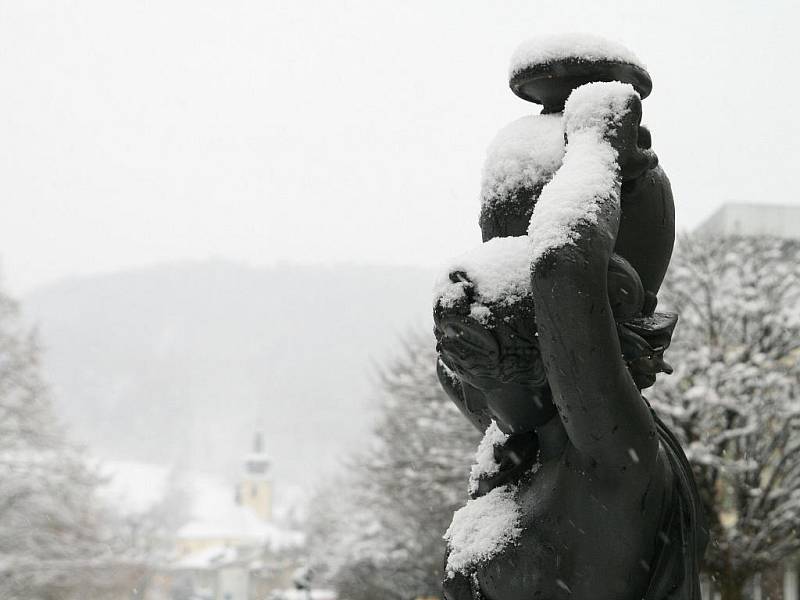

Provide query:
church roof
left=176, top=503, right=303, bottom=551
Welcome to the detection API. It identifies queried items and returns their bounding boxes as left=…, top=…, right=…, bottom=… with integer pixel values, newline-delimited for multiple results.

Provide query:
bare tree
left=0, top=284, right=148, bottom=599
left=307, top=333, right=480, bottom=600
left=652, top=234, right=800, bottom=600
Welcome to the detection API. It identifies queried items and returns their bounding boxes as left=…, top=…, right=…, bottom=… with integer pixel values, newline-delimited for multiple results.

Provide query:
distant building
left=237, top=432, right=273, bottom=521
left=696, top=202, right=800, bottom=239
left=145, top=432, right=320, bottom=600
left=174, top=432, right=286, bottom=559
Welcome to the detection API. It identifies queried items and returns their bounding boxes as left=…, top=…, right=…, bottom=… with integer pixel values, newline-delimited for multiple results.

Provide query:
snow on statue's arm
left=529, top=82, right=659, bottom=476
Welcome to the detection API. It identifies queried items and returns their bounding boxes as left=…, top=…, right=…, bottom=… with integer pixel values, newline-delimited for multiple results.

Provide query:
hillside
left=24, top=260, right=436, bottom=488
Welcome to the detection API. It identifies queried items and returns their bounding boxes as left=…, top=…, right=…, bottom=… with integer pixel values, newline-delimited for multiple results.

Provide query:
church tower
left=236, top=431, right=272, bottom=521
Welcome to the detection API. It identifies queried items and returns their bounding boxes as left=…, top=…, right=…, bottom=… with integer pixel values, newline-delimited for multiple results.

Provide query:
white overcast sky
left=2, top=0, right=798, bottom=293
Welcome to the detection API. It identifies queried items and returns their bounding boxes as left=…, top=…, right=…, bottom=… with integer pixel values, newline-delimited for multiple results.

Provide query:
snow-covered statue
left=433, top=34, right=707, bottom=600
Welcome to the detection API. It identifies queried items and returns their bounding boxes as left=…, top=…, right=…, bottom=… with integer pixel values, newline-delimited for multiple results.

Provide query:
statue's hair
left=434, top=273, right=546, bottom=386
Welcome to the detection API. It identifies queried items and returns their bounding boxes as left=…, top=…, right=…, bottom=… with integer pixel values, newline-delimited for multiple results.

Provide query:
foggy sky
left=2, top=0, right=797, bottom=293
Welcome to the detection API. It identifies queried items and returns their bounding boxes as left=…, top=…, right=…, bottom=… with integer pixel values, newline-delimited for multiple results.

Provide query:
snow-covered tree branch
left=306, top=333, right=479, bottom=600
left=0, top=284, right=148, bottom=599
left=651, top=234, right=800, bottom=596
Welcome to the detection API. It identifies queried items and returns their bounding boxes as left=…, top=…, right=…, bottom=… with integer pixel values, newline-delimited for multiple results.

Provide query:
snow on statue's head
left=433, top=237, right=553, bottom=434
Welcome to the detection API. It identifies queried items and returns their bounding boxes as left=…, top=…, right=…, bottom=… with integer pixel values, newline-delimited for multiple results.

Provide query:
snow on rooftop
left=468, top=421, right=508, bottom=496
left=178, top=475, right=304, bottom=550
left=529, top=82, right=634, bottom=264
left=509, top=33, right=645, bottom=78
left=176, top=503, right=304, bottom=551
left=444, top=484, right=521, bottom=578
left=434, top=236, right=532, bottom=310
left=481, top=114, right=564, bottom=211
left=97, top=458, right=304, bottom=551
left=172, top=544, right=240, bottom=570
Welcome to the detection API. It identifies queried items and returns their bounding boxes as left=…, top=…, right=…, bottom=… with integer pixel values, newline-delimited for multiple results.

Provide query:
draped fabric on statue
left=644, top=411, right=708, bottom=600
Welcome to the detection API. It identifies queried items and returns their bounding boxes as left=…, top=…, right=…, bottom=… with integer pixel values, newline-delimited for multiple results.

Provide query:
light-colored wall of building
left=176, top=537, right=246, bottom=557
left=697, top=203, right=800, bottom=239
left=239, top=478, right=272, bottom=521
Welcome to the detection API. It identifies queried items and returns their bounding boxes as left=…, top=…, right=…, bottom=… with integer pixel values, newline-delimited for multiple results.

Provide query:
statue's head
left=433, top=237, right=556, bottom=434
left=434, top=237, right=678, bottom=434
left=434, top=290, right=555, bottom=434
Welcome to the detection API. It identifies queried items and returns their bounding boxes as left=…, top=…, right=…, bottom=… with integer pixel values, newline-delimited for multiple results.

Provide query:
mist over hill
left=23, top=260, right=436, bottom=489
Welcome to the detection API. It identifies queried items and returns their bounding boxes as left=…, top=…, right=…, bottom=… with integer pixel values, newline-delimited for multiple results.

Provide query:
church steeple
left=236, top=431, right=272, bottom=521
left=244, top=431, right=270, bottom=477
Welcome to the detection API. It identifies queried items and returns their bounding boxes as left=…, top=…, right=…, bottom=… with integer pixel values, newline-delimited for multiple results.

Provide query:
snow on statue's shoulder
left=529, top=81, right=636, bottom=264
left=509, top=33, right=645, bottom=78
left=481, top=114, right=565, bottom=210
left=433, top=236, right=531, bottom=311
left=444, top=484, right=522, bottom=578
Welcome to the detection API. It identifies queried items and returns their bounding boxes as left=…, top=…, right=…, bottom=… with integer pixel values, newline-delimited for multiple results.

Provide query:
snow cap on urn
left=509, top=33, right=651, bottom=113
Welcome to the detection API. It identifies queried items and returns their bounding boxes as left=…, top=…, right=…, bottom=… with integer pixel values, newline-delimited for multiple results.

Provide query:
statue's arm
left=532, top=208, right=657, bottom=473
left=530, top=96, right=658, bottom=474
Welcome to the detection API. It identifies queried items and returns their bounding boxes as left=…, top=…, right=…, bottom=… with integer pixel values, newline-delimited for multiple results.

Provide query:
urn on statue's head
left=481, top=33, right=675, bottom=305
left=508, top=33, right=652, bottom=113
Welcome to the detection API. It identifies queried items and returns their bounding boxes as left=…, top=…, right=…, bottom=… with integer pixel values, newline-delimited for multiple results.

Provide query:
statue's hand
left=611, top=95, right=658, bottom=182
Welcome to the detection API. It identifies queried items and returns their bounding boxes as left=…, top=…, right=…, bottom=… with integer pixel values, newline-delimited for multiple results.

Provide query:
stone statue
left=433, top=34, right=707, bottom=600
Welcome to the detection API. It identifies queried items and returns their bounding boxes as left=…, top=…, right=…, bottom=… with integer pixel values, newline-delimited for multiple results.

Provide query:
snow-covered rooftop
left=177, top=503, right=304, bottom=551
left=509, top=33, right=645, bottom=78
left=97, top=459, right=305, bottom=551
left=172, top=544, right=241, bottom=570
